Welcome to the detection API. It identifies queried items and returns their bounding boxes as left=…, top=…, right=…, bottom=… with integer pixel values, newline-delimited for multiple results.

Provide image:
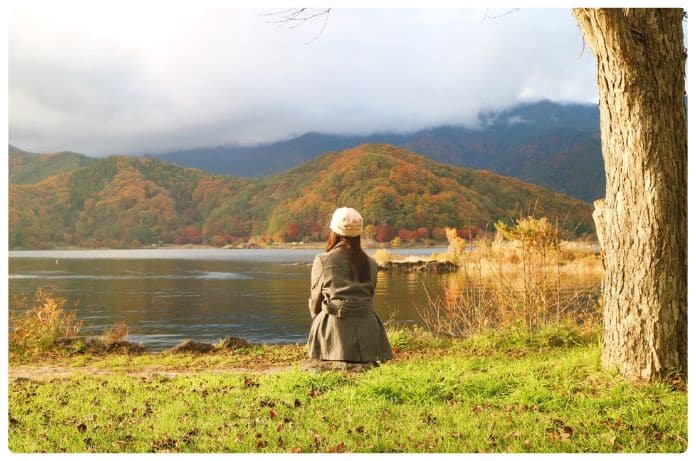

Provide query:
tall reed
left=417, top=218, right=602, bottom=337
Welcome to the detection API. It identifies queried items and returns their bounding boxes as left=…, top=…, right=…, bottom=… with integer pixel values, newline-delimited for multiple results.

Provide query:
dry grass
left=371, top=249, right=458, bottom=266
left=9, top=288, right=84, bottom=355
left=455, top=238, right=603, bottom=286
left=416, top=220, right=603, bottom=337
left=101, top=321, right=129, bottom=343
left=373, top=248, right=392, bottom=266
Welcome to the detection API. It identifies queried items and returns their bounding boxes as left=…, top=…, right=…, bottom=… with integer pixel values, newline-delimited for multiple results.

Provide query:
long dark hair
left=326, top=231, right=371, bottom=282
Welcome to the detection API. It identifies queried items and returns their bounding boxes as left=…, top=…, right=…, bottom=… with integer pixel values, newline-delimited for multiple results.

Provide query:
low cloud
left=9, top=8, right=598, bottom=156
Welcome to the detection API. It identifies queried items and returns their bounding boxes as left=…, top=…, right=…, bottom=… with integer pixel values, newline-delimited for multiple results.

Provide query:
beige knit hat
left=329, top=207, right=363, bottom=237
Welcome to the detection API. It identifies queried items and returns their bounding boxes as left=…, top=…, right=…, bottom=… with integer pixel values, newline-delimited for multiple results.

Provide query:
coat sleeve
left=308, top=255, right=325, bottom=318
left=369, top=257, right=378, bottom=292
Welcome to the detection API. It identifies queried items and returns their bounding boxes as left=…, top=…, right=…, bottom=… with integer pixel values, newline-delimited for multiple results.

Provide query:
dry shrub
left=417, top=217, right=602, bottom=337
left=444, top=227, right=468, bottom=264
left=373, top=248, right=392, bottom=266
left=9, top=288, right=84, bottom=354
left=419, top=272, right=497, bottom=337
left=101, top=321, right=129, bottom=343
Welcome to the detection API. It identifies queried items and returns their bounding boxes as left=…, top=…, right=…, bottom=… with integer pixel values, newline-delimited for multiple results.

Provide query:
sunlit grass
left=9, top=325, right=686, bottom=453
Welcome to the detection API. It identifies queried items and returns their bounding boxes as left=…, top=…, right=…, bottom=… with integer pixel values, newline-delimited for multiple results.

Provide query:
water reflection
left=10, top=248, right=599, bottom=349
left=8, top=249, right=447, bottom=349
left=426, top=269, right=602, bottom=336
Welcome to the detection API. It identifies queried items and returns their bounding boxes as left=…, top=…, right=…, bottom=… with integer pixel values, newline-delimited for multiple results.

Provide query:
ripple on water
left=9, top=271, right=252, bottom=281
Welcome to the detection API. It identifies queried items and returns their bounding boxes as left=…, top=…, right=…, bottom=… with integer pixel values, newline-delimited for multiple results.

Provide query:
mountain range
left=9, top=145, right=97, bottom=184
left=8, top=143, right=594, bottom=249
left=148, top=100, right=604, bottom=202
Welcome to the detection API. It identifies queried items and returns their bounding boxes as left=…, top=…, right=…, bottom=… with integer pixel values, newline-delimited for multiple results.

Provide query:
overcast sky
left=9, top=8, right=600, bottom=156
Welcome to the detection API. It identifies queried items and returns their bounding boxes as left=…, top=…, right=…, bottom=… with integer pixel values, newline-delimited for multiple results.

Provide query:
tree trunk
left=573, top=8, right=687, bottom=380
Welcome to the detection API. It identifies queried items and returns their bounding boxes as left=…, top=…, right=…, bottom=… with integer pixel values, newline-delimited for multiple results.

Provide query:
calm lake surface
left=8, top=248, right=450, bottom=349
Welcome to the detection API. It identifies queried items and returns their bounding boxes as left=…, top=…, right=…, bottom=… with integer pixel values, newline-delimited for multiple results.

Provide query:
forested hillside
left=152, top=101, right=604, bottom=201
left=9, top=144, right=594, bottom=249
left=9, top=145, right=96, bottom=184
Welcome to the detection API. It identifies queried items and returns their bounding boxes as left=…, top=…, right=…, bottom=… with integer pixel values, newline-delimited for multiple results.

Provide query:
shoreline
left=9, top=238, right=601, bottom=253
left=8, top=243, right=451, bottom=252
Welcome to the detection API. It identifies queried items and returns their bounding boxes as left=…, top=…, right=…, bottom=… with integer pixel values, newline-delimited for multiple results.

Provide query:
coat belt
left=322, top=301, right=373, bottom=319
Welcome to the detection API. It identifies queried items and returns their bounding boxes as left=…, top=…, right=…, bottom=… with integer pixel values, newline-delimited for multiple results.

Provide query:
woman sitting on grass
left=307, top=207, right=393, bottom=369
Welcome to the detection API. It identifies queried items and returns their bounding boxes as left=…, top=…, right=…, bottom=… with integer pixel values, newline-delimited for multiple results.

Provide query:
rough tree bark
left=573, top=9, right=687, bottom=380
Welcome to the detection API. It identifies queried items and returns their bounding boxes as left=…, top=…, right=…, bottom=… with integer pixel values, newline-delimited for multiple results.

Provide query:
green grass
left=9, top=343, right=308, bottom=372
left=8, top=326, right=687, bottom=453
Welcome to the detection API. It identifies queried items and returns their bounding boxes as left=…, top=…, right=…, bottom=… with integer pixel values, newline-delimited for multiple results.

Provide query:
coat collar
left=330, top=240, right=347, bottom=252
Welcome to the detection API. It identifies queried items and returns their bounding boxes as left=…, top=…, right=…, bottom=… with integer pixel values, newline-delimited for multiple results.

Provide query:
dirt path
left=8, top=364, right=294, bottom=382
left=8, top=357, right=389, bottom=381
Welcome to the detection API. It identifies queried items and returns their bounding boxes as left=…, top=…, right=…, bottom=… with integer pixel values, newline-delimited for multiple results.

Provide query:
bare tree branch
left=481, top=8, right=520, bottom=23
left=261, top=8, right=332, bottom=42
left=304, top=9, right=331, bottom=44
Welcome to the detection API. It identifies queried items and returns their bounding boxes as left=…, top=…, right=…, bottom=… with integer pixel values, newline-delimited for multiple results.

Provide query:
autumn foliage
left=9, top=145, right=594, bottom=248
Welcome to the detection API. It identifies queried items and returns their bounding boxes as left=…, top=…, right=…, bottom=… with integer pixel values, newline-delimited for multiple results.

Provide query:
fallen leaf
left=256, top=440, right=267, bottom=449
left=328, top=442, right=346, bottom=453
left=150, top=436, right=178, bottom=452
left=269, top=410, right=278, bottom=419
left=182, top=429, right=198, bottom=443
left=560, top=426, right=574, bottom=440
left=309, top=428, right=323, bottom=442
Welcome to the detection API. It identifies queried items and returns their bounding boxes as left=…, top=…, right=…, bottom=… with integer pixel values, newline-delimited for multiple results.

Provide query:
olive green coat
left=307, top=242, right=393, bottom=362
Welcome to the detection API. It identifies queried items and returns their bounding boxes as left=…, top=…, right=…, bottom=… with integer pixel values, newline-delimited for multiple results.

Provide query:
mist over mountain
left=149, top=100, right=604, bottom=202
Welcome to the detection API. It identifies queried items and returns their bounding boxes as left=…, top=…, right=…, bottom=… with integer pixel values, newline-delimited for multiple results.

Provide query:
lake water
left=8, top=248, right=451, bottom=350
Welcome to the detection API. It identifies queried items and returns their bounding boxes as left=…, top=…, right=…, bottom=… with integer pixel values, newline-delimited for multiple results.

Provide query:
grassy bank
left=8, top=325, right=686, bottom=453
